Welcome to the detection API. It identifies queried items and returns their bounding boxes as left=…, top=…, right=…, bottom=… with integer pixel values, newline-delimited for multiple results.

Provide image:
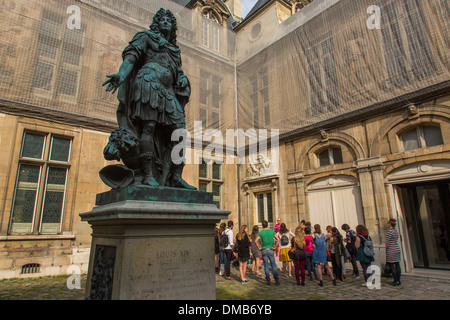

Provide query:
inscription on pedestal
left=122, top=237, right=214, bottom=300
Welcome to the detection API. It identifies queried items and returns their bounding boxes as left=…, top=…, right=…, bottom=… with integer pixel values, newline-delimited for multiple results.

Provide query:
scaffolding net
left=0, top=0, right=449, bottom=140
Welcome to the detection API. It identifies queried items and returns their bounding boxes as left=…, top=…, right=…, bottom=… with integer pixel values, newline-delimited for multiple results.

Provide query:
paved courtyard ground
left=0, top=265, right=448, bottom=301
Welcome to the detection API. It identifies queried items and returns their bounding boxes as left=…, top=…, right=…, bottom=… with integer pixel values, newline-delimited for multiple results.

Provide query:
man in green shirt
left=256, top=220, right=280, bottom=285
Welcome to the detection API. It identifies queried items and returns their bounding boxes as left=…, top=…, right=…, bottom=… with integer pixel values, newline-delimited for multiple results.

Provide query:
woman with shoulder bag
left=290, top=227, right=307, bottom=286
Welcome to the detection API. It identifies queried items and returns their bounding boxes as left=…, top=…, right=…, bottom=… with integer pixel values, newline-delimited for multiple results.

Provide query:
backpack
left=361, top=235, right=375, bottom=258
left=280, top=234, right=289, bottom=246
left=220, top=230, right=229, bottom=248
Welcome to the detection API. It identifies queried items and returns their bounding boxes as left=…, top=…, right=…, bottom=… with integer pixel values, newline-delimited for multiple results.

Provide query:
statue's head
left=150, top=8, right=178, bottom=45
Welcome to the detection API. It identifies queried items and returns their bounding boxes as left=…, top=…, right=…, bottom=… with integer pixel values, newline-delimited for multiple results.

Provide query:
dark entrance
left=398, top=180, right=450, bottom=270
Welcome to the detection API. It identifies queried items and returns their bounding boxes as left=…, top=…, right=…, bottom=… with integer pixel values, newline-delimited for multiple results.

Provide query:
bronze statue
left=101, top=8, right=195, bottom=190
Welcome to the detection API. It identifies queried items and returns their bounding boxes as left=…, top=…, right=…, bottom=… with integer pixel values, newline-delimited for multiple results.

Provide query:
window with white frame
left=201, top=9, right=221, bottom=52
left=400, top=125, right=444, bottom=151
left=257, top=192, right=273, bottom=224
left=9, top=131, right=72, bottom=234
left=198, top=160, right=223, bottom=208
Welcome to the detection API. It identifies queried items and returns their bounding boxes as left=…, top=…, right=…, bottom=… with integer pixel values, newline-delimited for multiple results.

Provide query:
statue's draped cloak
left=116, top=30, right=190, bottom=138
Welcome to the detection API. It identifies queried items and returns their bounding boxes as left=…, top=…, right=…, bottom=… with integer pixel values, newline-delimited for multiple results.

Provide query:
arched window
left=202, top=9, right=219, bottom=23
left=400, top=125, right=443, bottom=151
left=317, top=147, right=343, bottom=167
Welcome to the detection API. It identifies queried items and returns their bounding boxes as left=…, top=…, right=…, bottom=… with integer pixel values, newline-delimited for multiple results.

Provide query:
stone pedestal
left=80, top=186, right=230, bottom=300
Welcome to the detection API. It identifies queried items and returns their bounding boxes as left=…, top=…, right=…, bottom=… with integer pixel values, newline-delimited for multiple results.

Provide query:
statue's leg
left=139, top=120, right=159, bottom=187
left=166, top=124, right=196, bottom=190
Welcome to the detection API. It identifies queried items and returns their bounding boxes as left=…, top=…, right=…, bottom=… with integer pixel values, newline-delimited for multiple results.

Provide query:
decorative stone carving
left=247, top=153, right=274, bottom=178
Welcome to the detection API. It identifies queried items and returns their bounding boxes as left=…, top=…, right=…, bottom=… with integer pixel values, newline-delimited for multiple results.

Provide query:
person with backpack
left=355, top=224, right=375, bottom=283
left=304, top=226, right=318, bottom=281
left=277, top=223, right=295, bottom=277
left=221, top=220, right=235, bottom=280
left=291, top=226, right=307, bottom=286
left=342, top=224, right=360, bottom=278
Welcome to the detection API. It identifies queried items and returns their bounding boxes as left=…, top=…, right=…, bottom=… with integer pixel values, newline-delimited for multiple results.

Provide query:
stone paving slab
left=0, top=266, right=448, bottom=300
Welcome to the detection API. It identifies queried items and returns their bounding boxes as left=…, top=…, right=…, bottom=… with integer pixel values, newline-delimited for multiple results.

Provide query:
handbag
left=288, top=242, right=297, bottom=260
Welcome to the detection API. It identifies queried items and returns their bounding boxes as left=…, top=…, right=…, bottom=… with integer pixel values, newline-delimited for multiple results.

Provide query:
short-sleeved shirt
left=223, top=228, right=234, bottom=250
left=258, top=229, right=277, bottom=249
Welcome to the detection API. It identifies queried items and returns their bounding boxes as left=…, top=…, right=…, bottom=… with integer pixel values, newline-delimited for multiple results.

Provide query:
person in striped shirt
left=386, top=218, right=402, bottom=286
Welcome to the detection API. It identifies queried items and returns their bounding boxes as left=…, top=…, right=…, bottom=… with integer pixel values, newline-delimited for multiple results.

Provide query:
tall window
left=32, top=9, right=83, bottom=99
left=305, top=34, right=339, bottom=116
left=381, top=1, right=435, bottom=88
left=401, top=125, right=444, bottom=151
left=199, top=70, right=222, bottom=129
left=9, top=132, right=72, bottom=234
left=198, top=160, right=223, bottom=208
left=201, top=10, right=221, bottom=52
left=250, top=67, right=270, bottom=128
left=257, top=193, right=273, bottom=224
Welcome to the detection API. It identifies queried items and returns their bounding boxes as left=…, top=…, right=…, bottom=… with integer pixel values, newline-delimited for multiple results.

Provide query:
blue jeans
left=306, top=253, right=317, bottom=279
left=261, top=249, right=279, bottom=281
left=219, top=250, right=227, bottom=267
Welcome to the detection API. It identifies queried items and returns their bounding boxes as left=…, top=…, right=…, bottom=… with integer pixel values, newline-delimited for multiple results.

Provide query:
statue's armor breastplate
left=141, top=49, right=174, bottom=88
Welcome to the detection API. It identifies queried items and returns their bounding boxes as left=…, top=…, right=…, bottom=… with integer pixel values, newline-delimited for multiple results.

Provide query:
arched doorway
left=307, top=176, right=364, bottom=230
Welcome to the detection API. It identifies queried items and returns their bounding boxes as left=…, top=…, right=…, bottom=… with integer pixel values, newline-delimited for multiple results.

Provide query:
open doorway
left=397, top=180, right=450, bottom=270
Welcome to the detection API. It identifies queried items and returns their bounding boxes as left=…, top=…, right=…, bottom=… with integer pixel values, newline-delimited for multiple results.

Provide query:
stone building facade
left=0, top=0, right=448, bottom=278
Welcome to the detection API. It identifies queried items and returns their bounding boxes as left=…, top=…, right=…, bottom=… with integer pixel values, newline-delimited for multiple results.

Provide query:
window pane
left=57, top=68, right=78, bottom=96
left=40, top=167, right=67, bottom=233
left=50, top=136, right=71, bottom=162
left=199, top=182, right=208, bottom=192
left=258, top=194, right=264, bottom=223
left=332, top=147, right=343, bottom=164
left=21, top=132, right=45, bottom=159
left=32, top=60, right=54, bottom=90
left=212, top=183, right=221, bottom=209
left=10, top=164, right=41, bottom=234
left=267, top=193, right=273, bottom=223
left=402, top=128, right=420, bottom=150
left=199, top=161, right=208, bottom=178
left=423, top=126, right=443, bottom=147
left=212, top=163, right=221, bottom=180
left=319, top=150, right=330, bottom=166
left=212, top=182, right=221, bottom=197
left=61, top=29, right=82, bottom=65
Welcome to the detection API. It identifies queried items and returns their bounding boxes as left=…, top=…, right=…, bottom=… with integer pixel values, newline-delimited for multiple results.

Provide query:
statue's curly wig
left=149, top=8, right=178, bottom=46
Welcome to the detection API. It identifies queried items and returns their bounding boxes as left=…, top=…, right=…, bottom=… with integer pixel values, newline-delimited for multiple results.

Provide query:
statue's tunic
left=116, top=30, right=190, bottom=134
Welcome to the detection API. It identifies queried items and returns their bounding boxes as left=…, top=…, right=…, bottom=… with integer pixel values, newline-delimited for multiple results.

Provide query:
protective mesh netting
left=0, top=0, right=449, bottom=140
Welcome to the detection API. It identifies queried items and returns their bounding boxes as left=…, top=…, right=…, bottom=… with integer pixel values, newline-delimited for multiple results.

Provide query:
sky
left=241, top=0, right=259, bottom=18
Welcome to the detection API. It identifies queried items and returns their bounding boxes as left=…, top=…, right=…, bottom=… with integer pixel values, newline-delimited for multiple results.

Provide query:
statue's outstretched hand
left=102, top=74, right=124, bottom=94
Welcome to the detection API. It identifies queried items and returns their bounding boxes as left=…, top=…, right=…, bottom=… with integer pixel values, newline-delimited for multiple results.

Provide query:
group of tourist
left=214, top=218, right=402, bottom=287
